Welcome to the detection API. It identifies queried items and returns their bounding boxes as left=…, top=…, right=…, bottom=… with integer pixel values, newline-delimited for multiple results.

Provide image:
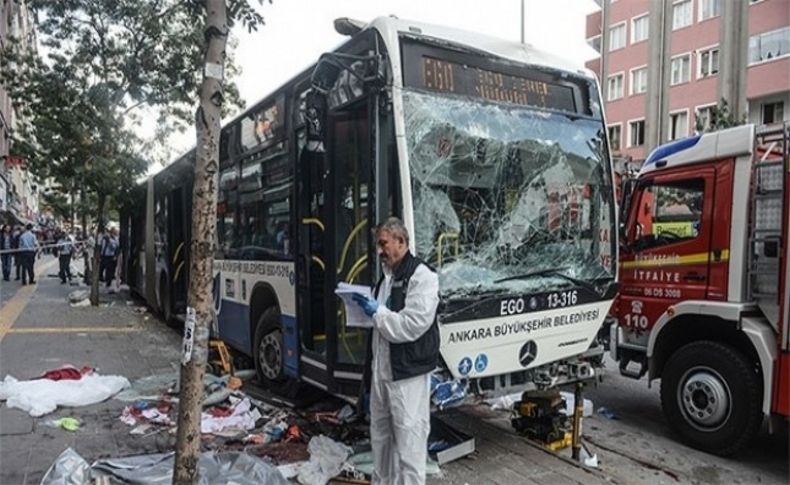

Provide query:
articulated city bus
left=123, top=17, right=618, bottom=401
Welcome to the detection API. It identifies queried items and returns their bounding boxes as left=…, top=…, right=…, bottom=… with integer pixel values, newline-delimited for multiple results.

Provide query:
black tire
left=660, top=341, right=762, bottom=456
left=253, top=307, right=298, bottom=395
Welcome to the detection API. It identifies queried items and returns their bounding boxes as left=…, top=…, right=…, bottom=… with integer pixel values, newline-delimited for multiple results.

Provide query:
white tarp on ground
left=0, top=374, right=130, bottom=417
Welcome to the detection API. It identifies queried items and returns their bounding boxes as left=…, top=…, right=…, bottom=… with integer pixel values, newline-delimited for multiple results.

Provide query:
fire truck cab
left=612, top=123, right=789, bottom=455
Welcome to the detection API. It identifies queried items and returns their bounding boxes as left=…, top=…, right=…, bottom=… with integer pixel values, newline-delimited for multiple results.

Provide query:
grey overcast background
left=149, top=0, right=598, bottom=167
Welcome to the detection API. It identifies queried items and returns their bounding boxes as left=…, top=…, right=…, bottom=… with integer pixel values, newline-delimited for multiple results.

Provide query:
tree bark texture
left=172, top=1, right=227, bottom=483
left=89, top=194, right=106, bottom=306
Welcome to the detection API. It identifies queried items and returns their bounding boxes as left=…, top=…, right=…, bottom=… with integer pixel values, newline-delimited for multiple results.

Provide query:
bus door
left=295, top=94, right=374, bottom=397
left=167, top=186, right=188, bottom=319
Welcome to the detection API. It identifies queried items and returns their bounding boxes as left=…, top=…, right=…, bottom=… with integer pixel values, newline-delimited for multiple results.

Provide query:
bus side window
left=217, top=163, right=240, bottom=259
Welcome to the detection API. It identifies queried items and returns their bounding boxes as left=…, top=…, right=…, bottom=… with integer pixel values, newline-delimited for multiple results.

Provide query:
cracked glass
left=403, top=90, right=614, bottom=298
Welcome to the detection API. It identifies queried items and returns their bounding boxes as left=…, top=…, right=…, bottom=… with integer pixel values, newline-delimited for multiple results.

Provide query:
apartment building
left=586, top=0, right=790, bottom=168
left=0, top=0, right=38, bottom=225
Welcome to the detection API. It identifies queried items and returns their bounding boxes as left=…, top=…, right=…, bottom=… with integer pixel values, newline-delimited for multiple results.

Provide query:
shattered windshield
left=403, top=90, right=614, bottom=298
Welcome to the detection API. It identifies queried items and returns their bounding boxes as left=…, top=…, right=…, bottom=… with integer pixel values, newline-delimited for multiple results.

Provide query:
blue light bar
left=644, top=135, right=701, bottom=166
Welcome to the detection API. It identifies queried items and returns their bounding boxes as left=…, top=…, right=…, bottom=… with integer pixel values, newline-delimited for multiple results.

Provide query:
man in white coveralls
left=353, top=217, right=440, bottom=485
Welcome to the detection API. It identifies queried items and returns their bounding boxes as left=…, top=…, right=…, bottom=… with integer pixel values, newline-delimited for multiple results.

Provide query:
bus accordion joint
left=337, top=218, right=368, bottom=275
left=436, top=232, right=460, bottom=268
left=302, top=218, right=325, bottom=232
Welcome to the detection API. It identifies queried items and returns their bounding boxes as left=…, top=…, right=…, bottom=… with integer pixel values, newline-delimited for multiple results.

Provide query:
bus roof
left=639, top=124, right=754, bottom=177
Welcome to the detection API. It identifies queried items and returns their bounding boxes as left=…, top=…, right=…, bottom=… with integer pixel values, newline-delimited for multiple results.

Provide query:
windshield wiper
left=494, top=267, right=600, bottom=295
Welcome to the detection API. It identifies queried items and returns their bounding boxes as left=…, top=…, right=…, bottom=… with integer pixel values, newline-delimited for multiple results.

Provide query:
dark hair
left=26, top=223, right=33, bottom=230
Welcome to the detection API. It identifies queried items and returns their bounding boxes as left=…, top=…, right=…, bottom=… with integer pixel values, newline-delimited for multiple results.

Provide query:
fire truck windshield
left=403, top=89, right=615, bottom=299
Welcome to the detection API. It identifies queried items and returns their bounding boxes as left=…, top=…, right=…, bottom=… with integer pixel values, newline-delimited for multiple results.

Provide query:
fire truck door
left=619, top=168, right=716, bottom=332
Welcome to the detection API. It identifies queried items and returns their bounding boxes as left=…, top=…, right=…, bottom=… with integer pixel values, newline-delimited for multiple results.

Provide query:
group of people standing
left=0, top=224, right=40, bottom=285
left=0, top=225, right=121, bottom=288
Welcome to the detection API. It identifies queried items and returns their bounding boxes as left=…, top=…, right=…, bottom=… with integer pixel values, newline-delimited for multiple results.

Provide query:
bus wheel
left=660, top=340, right=762, bottom=456
left=254, top=307, right=286, bottom=386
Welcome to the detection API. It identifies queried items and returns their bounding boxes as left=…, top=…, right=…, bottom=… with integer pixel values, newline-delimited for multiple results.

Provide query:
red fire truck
left=610, top=122, right=789, bottom=455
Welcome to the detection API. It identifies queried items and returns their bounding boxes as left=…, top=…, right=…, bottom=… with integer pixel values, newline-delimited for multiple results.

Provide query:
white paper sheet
left=334, top=283, right=374, bottom=328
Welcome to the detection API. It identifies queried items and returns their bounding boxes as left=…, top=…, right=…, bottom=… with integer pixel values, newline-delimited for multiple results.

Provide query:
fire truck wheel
left=254, top=307, right=286, bottom=385
left=660, top=340, right=762, bottom=456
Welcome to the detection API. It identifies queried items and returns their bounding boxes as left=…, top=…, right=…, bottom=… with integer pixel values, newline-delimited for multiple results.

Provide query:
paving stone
left=0, top=406, right=34, bottom=435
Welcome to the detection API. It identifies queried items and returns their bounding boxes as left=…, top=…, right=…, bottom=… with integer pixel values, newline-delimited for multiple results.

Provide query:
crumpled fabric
left=200, top=397, right=261, bottom=434
left=297, top=435, right=353, bottom=485
left=39, top=448, right=90, bottom=485
left=0, top=373, right=130, bottom=417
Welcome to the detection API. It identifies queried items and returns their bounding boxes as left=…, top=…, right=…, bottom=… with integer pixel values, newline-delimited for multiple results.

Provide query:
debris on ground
left=597, top=406, right=619, bottom=420
left=67, top=290, right=90, bottom=306
left=296, top=435, right=353, bottom=485
left=47, top=417, right=81, bottom=432
left=0, top=372, right=130, bottom=417
left=430, top=372, right=468, bottom=410
left=40, top=447, right=289, bottom=485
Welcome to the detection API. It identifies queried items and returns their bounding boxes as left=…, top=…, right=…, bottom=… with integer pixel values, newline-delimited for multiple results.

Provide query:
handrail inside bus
left=311, top=255, right=326, bottom=271
left=173, top=261, right=185, bottom=283
left=346, top=255, right=367, bottom=284
left=436, top=232, right=460, bottom=268
left=172, top=241, right=185, bottom=265
left=302, top=218, right=325, bottom=232
left=337, top=218, right=368, bottom=275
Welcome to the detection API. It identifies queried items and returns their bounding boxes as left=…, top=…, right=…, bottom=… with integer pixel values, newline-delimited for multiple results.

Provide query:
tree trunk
left=89, top=193, right=106, bottom=306
left=173, top=2, right=227, bottom=483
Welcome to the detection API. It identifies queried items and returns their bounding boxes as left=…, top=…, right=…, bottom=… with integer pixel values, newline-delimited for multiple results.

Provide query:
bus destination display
left=420, top=57, right=576, bottom=112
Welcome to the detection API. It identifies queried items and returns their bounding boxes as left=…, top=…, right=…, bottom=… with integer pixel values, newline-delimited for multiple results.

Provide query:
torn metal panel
left=403, top=90, right=614, bottom=298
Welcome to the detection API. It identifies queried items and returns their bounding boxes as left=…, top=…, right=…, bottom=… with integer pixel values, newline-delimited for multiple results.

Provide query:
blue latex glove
left=352, top=293, right=378, bottom=317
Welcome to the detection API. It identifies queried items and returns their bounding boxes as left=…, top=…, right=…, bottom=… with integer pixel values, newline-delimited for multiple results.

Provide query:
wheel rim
left=259, top=330, right=282, bottom=380
left=677, top=366, right=732, bottom=432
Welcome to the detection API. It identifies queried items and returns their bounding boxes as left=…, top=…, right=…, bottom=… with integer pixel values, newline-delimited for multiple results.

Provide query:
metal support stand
left=571, top=382, right=583, bottom=461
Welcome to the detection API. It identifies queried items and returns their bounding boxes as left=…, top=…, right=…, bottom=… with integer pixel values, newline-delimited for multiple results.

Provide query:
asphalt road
left=583, top=356, right=789, bottom=485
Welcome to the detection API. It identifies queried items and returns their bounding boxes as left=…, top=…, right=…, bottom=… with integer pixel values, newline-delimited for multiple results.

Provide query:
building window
left=587, top=35, right=601, bottom=53
left=673, top=0, right=693, bottom=30
left=699, top=0, right=721, bottom=21
left=609, top=23, right=626, bottom=51
left=629, top=120, right=646, bottom=147
left=608, top=125, right=622, bottom=151
left=607, top=74, right=624, bottom=101
left=670, top=54, right=691, bottom=85
left=630, top=67, right=648, bottom=95
left=695, top=105, right=717, bottom=132
left=698, top=46, right=720, bottom=78
left=762, top=102, right=785, bottom=124
left=749, top=27, right=790, bottom=64
left=631, top=15, right=649, bottom=43
left=669, top=111, right=689, bottom=140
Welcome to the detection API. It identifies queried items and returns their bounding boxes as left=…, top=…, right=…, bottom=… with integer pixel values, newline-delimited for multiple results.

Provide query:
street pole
left=172, top=1, right=227, bottom=483
left=520, top=0, right=525, bottom=44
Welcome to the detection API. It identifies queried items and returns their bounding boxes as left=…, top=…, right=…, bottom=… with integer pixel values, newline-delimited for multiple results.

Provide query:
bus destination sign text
left=420, top=57, right=576, bottom=112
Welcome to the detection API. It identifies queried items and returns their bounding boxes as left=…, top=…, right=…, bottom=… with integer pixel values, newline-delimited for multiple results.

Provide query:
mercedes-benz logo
left=519, top=340, right=538, bottom=367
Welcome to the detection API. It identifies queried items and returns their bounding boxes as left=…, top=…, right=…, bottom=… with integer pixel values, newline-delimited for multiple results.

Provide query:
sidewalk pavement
left=0, top=257, right=612, bottom=485
left=0, top=258, right=182, bottom=485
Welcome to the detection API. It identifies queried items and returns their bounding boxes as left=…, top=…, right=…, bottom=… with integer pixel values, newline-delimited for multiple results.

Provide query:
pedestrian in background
left=18, top=224, right=37, bottom=285
left=55, top=230, right=74, bottom=284
left=11, top=226, right=21, bottom=281
left=83, top=228, right=95, bottom=285
left=0, top=225, right=11, bottom=281
left=100, top=228, right=119, bottom=289
left=352, top=217, right=440, bottom=485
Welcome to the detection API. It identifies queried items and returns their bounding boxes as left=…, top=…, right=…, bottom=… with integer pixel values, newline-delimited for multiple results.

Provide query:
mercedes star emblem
left=519, top=340, right=538, bottom=367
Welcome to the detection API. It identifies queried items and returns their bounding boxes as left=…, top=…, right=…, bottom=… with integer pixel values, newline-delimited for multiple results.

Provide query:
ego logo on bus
left=500, top=297, right=538, bottom=316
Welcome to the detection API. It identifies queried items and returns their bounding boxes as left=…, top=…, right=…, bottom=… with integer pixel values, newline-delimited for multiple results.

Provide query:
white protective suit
left=370, top=262, right=440, bottom=485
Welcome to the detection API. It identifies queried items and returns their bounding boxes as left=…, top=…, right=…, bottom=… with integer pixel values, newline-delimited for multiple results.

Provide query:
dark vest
left=366, top=252, right=440, bottom=384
